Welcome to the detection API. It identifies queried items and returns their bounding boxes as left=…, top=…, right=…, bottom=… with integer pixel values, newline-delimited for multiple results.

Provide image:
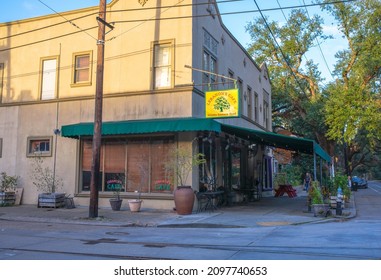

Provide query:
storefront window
left=80, top=136, right=174, bottom=194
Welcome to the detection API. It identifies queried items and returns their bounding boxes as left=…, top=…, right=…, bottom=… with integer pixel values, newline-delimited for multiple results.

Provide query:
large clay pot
left=174, top=186, right=195, bottom=215
left=128, top=199, right=142, bottom=212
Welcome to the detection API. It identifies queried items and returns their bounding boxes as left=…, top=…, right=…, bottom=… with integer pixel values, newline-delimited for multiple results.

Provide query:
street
left=0, top=181, right=381, bottom=260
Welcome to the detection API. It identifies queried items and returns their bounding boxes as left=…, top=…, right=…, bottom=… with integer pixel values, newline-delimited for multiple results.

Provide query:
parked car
left=351, top=176, right=368, bottom=189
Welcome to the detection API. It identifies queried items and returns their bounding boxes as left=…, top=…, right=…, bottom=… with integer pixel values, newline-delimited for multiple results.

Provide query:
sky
left=0, top=0, right=347, bottom=82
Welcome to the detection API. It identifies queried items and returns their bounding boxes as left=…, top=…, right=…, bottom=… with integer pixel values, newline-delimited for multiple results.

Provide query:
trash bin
left=351, top=182, right=358, bottom=192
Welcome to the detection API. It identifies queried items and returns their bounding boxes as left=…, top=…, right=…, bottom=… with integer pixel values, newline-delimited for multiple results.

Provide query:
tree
left=246, top=9, right=335, bottom=155
left=321, top=0, right=381, bottom=146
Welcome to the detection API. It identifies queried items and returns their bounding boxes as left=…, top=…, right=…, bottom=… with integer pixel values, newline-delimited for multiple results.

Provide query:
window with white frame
left=41, top=57, right=58, bottom=100
left=263, top=90, right=270, bottom=129
left=72, top=52, right=92, bottom=86
left=263, top=100, right=270, bottom=130
left=27, top=137, right=53, bottom=157
left=202, top=51, right=217, bottom=90
left=153, top=42, right=172, bottom=89
left=202, top=30, right=218, bottom=91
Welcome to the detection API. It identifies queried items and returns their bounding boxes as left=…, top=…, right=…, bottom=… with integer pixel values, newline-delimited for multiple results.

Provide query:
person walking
left=304, top=172, right=311, bottom=191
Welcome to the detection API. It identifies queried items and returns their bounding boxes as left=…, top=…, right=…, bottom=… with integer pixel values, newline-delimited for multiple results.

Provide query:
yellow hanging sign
left=205, top=88, right=240, bottom=118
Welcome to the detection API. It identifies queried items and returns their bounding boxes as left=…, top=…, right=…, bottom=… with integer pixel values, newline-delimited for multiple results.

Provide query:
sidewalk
left=0, top=186, right=356, bottom=228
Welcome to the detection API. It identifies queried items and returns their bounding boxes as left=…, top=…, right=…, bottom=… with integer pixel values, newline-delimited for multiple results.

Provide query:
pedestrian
left=304, top=172, right=311, bottom=191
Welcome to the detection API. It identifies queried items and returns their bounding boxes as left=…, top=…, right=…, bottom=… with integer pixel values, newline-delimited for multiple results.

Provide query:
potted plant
left=0, top=172, right=19, bottom=206
left=127, top=163, right=146, bottom=213
left=165, top=145, right=206, bottom=215
left=128, top=190, right=142, bottom=212
left=309, top=181, right=330, bottom=217
left=30, top=156, right=64, bottom=208
left=108, top=179, right=124, bottom=211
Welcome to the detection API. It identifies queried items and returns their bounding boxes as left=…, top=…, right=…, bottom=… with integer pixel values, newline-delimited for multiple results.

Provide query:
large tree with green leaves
left=321, top=0, right=381, bottom=176
left=246, top=1, right=381, bottom=176
left=321, top=0, right=381, bottom=145
left=246, top=9, right=334, bottom=154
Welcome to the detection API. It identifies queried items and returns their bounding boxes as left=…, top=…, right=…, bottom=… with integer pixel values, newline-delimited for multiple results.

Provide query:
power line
left=0, top=0, right=357, bottom=52
left=0, top=27, right=97, bottom=52
left=37, top=0, right=97, bottom=41
left=251, top=0, right=310, bottom=97
left=301, top=0, right=334, bottom=79
left=0, top=0, right=355, bottom=41
left=275, top=0, right=330, bottom=85
left=0, top=12, right=97, bottom=41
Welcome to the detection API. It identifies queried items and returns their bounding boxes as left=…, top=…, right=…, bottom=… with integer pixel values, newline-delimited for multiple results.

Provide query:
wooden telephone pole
left=89, top=0, right=107, bottom=218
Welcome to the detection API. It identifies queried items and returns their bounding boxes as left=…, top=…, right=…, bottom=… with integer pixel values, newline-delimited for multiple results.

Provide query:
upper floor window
left=263, top=100, right=270, bottom=130
left=227, top=70, right=234, bottom=89
left=238, top=78, right=243, bottom=115
left=202, top=50, right=217, bottom=91
left=72, top=51, right=92, bottom=86
left=247, top=86, right=252, bottom=119
left=40, top=57, right=58, bottom=100
left=254, top=92, right=259, bottom=122
left=153, top=42, right=173, bottom=89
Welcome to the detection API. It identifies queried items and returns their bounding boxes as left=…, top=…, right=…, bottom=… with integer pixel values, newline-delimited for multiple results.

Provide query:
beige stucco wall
left=0, top=0, right=272, bottom=207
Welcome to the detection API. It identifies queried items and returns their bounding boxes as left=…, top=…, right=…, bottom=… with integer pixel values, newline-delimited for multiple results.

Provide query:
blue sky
left=1, top=0, right=346, bottom=82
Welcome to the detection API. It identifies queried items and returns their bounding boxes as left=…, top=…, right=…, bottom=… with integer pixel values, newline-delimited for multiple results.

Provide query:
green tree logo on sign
left=214, top=96, right=230, bottom=112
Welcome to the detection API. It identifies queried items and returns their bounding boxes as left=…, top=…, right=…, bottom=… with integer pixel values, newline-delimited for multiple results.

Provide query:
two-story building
left=0, top=0, right=278, bottom=209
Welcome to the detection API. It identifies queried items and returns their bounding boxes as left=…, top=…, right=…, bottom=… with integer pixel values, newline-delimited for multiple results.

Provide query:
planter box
left=38, top=193, right=65, bottom=208
left=0, top=191, right=16, bottom=206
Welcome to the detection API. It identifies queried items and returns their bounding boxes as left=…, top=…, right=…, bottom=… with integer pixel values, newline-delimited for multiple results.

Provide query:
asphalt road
left=0, top=182, right=380, bottom=261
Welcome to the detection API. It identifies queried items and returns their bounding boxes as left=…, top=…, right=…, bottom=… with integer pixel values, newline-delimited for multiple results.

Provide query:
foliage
left=0, top=172, right=19, bottom=192
left=327, top=173, right=350, bottom=199
left=309, top=181, right=324, bottom=204
left=30, top=156, right=63, bottom=193
left=165, top=145, right=206, bottom=187
left=280, top=164, right=303, bottom=186
left=321, top=0, right=381, bottom=145
left=246, top=8, right=334, bottom=155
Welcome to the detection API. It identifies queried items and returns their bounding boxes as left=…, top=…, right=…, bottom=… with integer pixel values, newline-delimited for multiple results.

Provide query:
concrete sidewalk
left=0, top=186, right=356, bottom=228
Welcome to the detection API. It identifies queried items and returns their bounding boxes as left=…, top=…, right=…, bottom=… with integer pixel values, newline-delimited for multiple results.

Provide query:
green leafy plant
left=327, top=173, right=350, bottom=199
left=309, top=181, right=324, bottom=204
left=165, top=146, right=206, bottom=187
left=0, top=172, right=19, bottom=192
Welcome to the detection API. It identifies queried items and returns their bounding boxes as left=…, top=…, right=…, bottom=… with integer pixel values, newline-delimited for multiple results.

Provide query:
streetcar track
left=1, top=242, right=377, bottom=260
left=0, top=247, right=175, bottom=260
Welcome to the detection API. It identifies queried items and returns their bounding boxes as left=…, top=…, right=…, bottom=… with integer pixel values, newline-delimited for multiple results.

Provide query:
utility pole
left=89, top=0, right=107, bottom=218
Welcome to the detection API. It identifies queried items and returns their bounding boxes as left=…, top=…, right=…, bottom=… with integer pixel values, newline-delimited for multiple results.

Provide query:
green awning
left=61, top=118, right=221, bottom=138
left=61, top=118, right=331, bottom=162
left=220, top=123, right=331, bottom=163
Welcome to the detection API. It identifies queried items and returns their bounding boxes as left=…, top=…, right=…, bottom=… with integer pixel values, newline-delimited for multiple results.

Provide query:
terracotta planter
left=128, top=199, right=142, bottom=212
left=109, top=198, right=123, bottom=211
left=174, top=186, right=195, bottom=215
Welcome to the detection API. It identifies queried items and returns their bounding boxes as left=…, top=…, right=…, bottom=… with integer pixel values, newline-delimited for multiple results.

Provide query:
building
left=0, top=0, right=277, bottom=209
